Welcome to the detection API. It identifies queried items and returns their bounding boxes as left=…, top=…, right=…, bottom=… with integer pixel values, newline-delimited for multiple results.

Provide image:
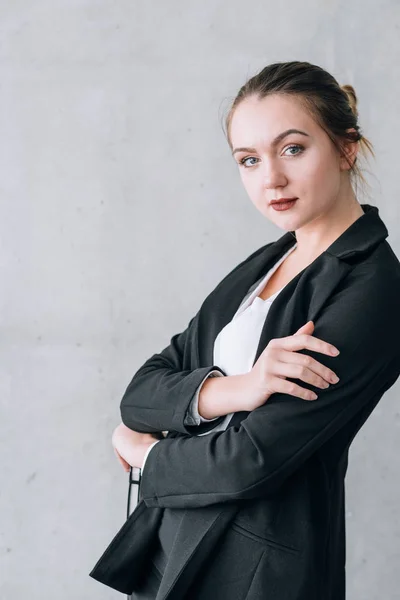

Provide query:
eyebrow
left=231, top=128, right=310, bottom=156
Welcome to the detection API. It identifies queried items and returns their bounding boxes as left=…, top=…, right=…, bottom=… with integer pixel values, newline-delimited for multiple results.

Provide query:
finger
left=269, top=333, right=339, bottom=357
left=272, top=348, right=339, bottom=385
left=118, top=456, right=131, bottom=472
left=269, top=355, right=337, bottom=390
left=267, top=374, right=318, bottom=401
left=294, top=320, right=314, bottom=334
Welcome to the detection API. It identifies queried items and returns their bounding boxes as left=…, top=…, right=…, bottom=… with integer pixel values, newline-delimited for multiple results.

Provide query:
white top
left=141, top=242, right=298, bottom=470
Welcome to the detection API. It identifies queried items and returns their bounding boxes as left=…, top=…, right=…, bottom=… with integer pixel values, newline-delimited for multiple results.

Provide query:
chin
left=270, top=215, right=302, bottom=232
left=269, top=203, right=312, bottom=232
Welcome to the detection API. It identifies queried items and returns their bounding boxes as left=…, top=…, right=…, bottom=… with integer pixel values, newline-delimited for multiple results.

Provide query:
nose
left=262, top=158, right=287, bottom=189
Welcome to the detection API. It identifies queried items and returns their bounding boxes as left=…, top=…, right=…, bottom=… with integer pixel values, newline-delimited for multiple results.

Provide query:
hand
left=112, top=423, right=160, bottom=471
left=113, top=446, right=131, bottom=473
left=246, top=320, right=340, bottom=410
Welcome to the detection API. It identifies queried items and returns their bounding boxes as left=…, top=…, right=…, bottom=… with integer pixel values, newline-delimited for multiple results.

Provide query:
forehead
left=229, top=94, right=319, bottom=145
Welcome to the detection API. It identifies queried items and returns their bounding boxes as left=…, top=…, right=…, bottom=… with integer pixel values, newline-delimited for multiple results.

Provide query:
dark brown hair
left=223, top=61, right=374, bottom=197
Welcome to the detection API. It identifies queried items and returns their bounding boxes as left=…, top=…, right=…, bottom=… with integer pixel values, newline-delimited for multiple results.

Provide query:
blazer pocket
left=230, top=522, right=300, bottom=555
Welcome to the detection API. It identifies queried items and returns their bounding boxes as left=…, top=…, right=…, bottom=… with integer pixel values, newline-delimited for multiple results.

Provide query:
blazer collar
left=292, top=202, right=388, bottom=259
left=258, top=202, right=388, bottom=263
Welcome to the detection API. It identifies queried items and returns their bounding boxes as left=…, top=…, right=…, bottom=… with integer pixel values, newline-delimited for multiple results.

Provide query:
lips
left=270, top=197, right=298, bottom=205
left=270, top=198, right=298, bottom=212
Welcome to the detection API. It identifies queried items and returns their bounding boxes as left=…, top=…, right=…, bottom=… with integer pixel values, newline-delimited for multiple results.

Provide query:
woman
left=90, top=61, right=400, bottom=599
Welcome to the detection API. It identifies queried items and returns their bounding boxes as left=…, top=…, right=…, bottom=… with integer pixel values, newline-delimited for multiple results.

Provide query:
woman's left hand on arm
left=112, top=423, right=159, bottom=471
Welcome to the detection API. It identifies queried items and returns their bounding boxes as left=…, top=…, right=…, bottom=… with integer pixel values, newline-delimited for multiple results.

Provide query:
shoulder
left=202, top=240, right=274, bottom=295
left=348, top=240, right=400, bottom=302
left=231, top=241, right=275, bottom=271
left=320, top=242, right=400, bottom=361
left=195, top=241, right=275, bottom=314
left=221, top=241, right=275, bottom=280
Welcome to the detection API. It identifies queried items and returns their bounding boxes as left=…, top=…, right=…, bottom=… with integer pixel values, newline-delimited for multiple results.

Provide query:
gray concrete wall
left=1, top=1, right=399, bottom=598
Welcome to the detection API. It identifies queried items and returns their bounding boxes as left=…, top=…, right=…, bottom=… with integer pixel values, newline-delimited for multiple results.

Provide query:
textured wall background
left=1, top=1, right=399, bottom=598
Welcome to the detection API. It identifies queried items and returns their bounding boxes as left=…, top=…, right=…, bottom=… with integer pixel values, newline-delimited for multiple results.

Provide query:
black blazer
left=90, top=204, right=400, bottom=599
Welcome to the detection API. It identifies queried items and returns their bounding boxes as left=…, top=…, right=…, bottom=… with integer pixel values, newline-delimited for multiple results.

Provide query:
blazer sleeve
left=138, top=268, right=400, bottom=509
left=119, top=312, right=227, bottom=435
left=120, top=243, right=271, bottom=436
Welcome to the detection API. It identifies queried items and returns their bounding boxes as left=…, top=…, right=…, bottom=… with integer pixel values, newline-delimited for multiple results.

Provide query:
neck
left=292, top=189, right=364, bottom=263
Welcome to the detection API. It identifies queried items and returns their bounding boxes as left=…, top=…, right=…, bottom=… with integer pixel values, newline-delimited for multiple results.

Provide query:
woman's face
left=229, top=93, right=354, bottom=232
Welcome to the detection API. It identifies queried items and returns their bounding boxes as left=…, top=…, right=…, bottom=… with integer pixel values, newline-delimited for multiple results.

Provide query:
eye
left=238, top=144, right=305, bottom=169
left=238, top=156, right=260, bottom=168
left=283, top=144, right=305, bottom=156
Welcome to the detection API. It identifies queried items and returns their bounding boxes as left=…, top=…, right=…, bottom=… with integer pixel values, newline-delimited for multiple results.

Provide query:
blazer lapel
left=196, top=229, right=297, bottom=368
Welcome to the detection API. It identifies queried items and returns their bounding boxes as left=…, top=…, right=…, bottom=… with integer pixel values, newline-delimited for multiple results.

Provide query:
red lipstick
left=269, top=197, right=298, bottom=211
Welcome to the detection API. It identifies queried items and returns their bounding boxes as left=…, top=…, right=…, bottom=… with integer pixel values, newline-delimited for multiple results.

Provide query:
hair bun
left=341, top=84, right=358, bottom=118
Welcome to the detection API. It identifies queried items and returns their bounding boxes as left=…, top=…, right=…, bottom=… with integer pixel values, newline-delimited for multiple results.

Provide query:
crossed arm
left=139, top=369, right=226, bottom=469
left=118, top=271, right=400, bottom=509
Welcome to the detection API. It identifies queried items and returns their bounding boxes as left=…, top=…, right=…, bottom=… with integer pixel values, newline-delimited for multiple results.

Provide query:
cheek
left=239, top=171, right=259, bottom=197
left=297, top=159, right=335, bottom=198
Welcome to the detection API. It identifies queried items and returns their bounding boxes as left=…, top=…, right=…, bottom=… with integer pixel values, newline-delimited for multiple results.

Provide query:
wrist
left=198, top=372, right=253, bottom=418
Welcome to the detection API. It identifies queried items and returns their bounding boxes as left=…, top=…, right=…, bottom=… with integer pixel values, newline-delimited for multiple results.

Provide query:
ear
left=339, top=128, right=360, bottom=171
